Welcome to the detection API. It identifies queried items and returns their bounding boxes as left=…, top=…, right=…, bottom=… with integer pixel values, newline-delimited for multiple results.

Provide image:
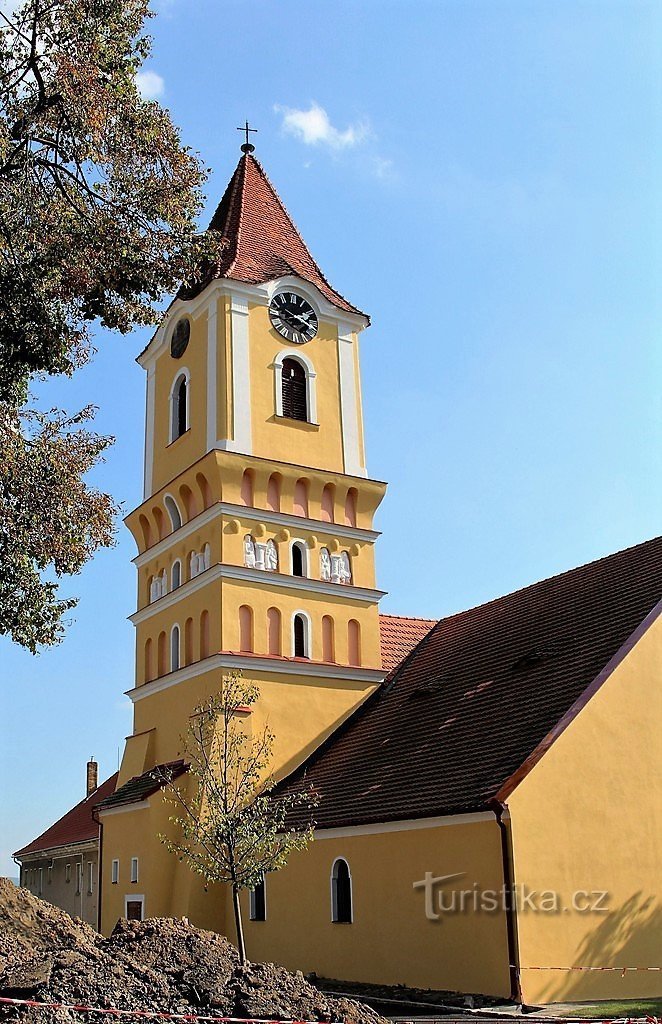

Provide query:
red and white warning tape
left=0, top=997, right=338, bottom=1023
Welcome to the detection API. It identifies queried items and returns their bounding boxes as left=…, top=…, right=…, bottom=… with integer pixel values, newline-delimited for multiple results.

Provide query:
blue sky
left=1, top=0, right=660, bottom=877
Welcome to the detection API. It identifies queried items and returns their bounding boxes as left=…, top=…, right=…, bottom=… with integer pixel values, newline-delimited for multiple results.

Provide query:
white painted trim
left=206, top=297, right=218, bottom=451
left=130, top=857, right=139, bottom=883
left=273, top=348, right=317, bottom=423
left=125, top=654, right=384, bottom=703
left=143, top=364, right=156, bottom=499
left=168, top=367, right=190, bottom=443
left=129, top=563, right=386, bottom=624
left=97, top=800, right=150, bottom=818
left=291, top=609, right=312, bottom=658
left=314, top=810, right=495, bottom=839
left=337, top=325, right=365, bottom=477
left=330, top=856, right=353, bottom=923
left=111, top=859, right=119, bottom=884
left=138, top=278, right=369, bottom=369
left=124, top=893, right=145, bottom=920
left=221, top=295, right=252, bottom=454
left=132, top=503, right=378, bottom=567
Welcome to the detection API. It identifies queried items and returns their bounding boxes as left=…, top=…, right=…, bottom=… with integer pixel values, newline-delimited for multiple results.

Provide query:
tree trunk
left=231, top=884, right=246, bottom=965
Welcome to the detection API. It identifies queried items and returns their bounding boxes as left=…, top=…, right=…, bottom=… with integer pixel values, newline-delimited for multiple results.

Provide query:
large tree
left=0, top=0, right=217, bottom=649
left=159, top=673, right=318, bottom=964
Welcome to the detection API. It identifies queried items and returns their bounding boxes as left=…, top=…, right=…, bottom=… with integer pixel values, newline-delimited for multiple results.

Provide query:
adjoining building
left=14, top=762, right=117, bottom=928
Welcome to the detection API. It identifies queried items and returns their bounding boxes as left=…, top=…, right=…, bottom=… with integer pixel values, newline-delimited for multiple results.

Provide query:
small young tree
left=159, top=672, right=318, bottom=964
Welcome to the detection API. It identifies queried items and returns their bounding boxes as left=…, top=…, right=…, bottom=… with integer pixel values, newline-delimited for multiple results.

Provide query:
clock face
left=171, top=318, right=190, bottom=358
left=269, top=291, right=318, bottom=344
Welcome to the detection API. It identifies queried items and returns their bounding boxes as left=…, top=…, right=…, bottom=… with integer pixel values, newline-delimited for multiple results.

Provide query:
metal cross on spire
left=237, top=120, right=257, bottom=154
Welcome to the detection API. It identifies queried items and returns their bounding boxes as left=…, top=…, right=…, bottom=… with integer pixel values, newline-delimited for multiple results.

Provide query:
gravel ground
left=0, top=880, right=387, bottom=1024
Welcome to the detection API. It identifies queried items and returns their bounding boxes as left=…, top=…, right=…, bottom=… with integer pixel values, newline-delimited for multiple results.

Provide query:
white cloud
left=136, top=69, right=165, bottom=101
left=275, top=102, right=368, bottom=151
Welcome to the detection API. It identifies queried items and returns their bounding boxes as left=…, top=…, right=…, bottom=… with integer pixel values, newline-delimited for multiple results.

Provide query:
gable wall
left=508, top=613, right=662, bottom=1003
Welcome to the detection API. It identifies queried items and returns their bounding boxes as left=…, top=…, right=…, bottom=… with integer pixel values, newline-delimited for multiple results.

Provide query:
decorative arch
left=239, top=605, right=254, bottom=653
left=199, top=610, right=210, bottom=660
left=241, top=469, right=255, bottom=508
left=291, top=540, right=307, bottom=578
left=152, top=507, right=166, bottom=542
left=164, top=494, right=182, bottom=532
left=274, top=349, right=317, bottom=423
left=348, top=619, right=361, bottom=667
left=171, top=559, right=182, bottom=590
left=169, top=368, right=190, bottom=442
left=157, top=631, right=166, bottom=677
left=184, top=617, right=193, bottom=667
left=321, top=483, right=335, bottom=523
left=267, top=607, right=281, bottom=656
left=344, top=488, right=358, bottom=527
left=322, top=615, right=335, bottom=663
left=266, top=473, right=282, bottom=513
left=331, top=858, right=353, bottom=923
left=196, top=472, right=212, bottom=510
left=293, top=478, right=309, bottom=518
left=170, top=624, right=180, bottom=672
left=138, top=514, right=152, bottom=550
left=144, top=638, right=153, bottom=683
left=179, top=484, right=197, bottom=522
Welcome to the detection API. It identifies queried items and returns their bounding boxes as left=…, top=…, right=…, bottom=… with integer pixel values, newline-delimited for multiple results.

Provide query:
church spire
left=189, top=150, right=365, bottom=317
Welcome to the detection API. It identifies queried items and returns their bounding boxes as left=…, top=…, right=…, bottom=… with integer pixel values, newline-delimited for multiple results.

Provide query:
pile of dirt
left=0, top=881, right=386, bottom=1024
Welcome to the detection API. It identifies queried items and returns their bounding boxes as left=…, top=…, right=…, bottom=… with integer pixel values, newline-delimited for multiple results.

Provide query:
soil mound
left=0, top=882, right=385, bottom=1024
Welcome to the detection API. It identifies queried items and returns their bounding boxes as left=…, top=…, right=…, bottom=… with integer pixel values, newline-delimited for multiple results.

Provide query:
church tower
left=99, top=143, right=387, bottom=933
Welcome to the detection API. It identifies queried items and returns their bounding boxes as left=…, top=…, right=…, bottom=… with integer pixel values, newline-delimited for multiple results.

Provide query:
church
left=16, top=141, right=662, bottom=1007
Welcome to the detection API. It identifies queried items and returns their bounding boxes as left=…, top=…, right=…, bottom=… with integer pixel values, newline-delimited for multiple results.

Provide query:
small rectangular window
left=88, top=861, right=94, bottom=894
left=249, top=873, right=266, bottom=921
left=65, top=863, right=71, bottom=883
left=130, top=857, right=139, bottom=884
left=38, top=867, right=43, bottom=896
left=75, top=863, right=82, bottom=895
left=111, top=859, right=119, bottom=884
left=47, top=865, right=53, bottom=884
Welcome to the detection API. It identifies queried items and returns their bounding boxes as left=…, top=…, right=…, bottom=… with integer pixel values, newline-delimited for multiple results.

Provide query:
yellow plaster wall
left=240, top=819, right=510, bottom=996
left=508, top=615, right=662, bottom=1003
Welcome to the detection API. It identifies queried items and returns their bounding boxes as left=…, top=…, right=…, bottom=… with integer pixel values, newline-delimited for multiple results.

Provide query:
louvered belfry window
left=282, top=358, right=307, bottom=421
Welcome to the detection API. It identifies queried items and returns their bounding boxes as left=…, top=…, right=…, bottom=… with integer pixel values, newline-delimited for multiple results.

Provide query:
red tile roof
left=182, top=153, right=365, bottom=317
left=379, top=614, right=437, bottom=673
left=278, top=537, right=662, bottom=829
left=14, top=774, right=118, bottom=858
left=96, top=761, right=187, bottom=811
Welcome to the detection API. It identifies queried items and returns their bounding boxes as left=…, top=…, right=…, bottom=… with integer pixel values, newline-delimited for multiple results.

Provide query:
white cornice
left=130, top=563, right=386, bottom=624
left=97, top=800, right=150, bottom=818
left=16, top=839, right=98, bottom=862
left=132, top=502, right=379, bottom=568
left=126, top=653, right=385, bottom=703
left=313, top=811, right=495, bottom=840
left=138, top=277, right=369, bottom=368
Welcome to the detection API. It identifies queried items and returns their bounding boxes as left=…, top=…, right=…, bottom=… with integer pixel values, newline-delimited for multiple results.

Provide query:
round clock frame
left=269, top=291, right=318, bottom=345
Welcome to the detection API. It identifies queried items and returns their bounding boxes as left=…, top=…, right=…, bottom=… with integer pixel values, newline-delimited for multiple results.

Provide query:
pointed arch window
left=331, top=858, right=352, bottom=923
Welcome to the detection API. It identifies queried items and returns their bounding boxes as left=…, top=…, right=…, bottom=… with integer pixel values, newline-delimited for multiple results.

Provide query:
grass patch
left=561, top=998, right=662, bottom=1018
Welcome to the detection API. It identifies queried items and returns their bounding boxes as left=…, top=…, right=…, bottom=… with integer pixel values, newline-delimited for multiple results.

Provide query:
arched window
left=184, top=618, right=193, bottom=666
left=199, top=610, right=209, bottom=659
left=275, top=349, right=317, bottom=423
left=266, top=474, right=281, bottom=512
left=267, top=607, right=281, bottom=655
left=291, top=541, right=306, bottom=578
left=331, top=858, right=352, bottom=923
left=293, top=613, right=309, bottom=659
left=164, top=495, right=182, bottom=532
left=144, top=638, right=153, bottom=683
left=348, top=619, right=361, bottom=667
left=171, top=372, right=189, bottom=441
left=344, top=488, right=358, bottom=528
left=322, top=615, right=335, bottom=663
left=249, top=872, right=266, bottom=921
left=321, top=484, right=335, bottom=523
left=241, top=470, right=254, bottom=507
left=239, top=605, right=253, bottom=653
left=282, top=358, right=307, bottom=421
left=171, top=560, right=181, bottom=590
left=293, top=479, right=309, bottom=517
left=157, top=631, right=166, bottom=677
left=171, top=625, right=180, bottom=672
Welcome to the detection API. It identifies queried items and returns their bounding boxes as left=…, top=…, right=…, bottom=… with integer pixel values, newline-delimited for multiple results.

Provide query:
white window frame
left=65, top=863, right=71, bottom=884
left=171, top=559, right=182, bottom=590
left=330, top=856, right=353, bottom=923
left=170, top=624, right=180, bottom=672
left=124, top=894, right=145, bottom=920
left=274, top=349, right=317, bottom=423
left=111, top=859, right=119, bottom=885
left=290, top=539, right=309, bottom=578
left=169, top=367, right=190, bottom=442
left=130, top=857, right=139, bottom=884
left=249, top=872, right=267, bottom=922
left=88, top=861, right=95, bottom=894
left=291, top=610, right=312, bottom=659
left=75, top=862, right=82, bottom=895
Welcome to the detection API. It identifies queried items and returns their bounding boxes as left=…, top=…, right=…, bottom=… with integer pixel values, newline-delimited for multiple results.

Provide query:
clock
left=171, top=318, right=190, bottom=358
left=269, top=291, right=318, bottom=344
